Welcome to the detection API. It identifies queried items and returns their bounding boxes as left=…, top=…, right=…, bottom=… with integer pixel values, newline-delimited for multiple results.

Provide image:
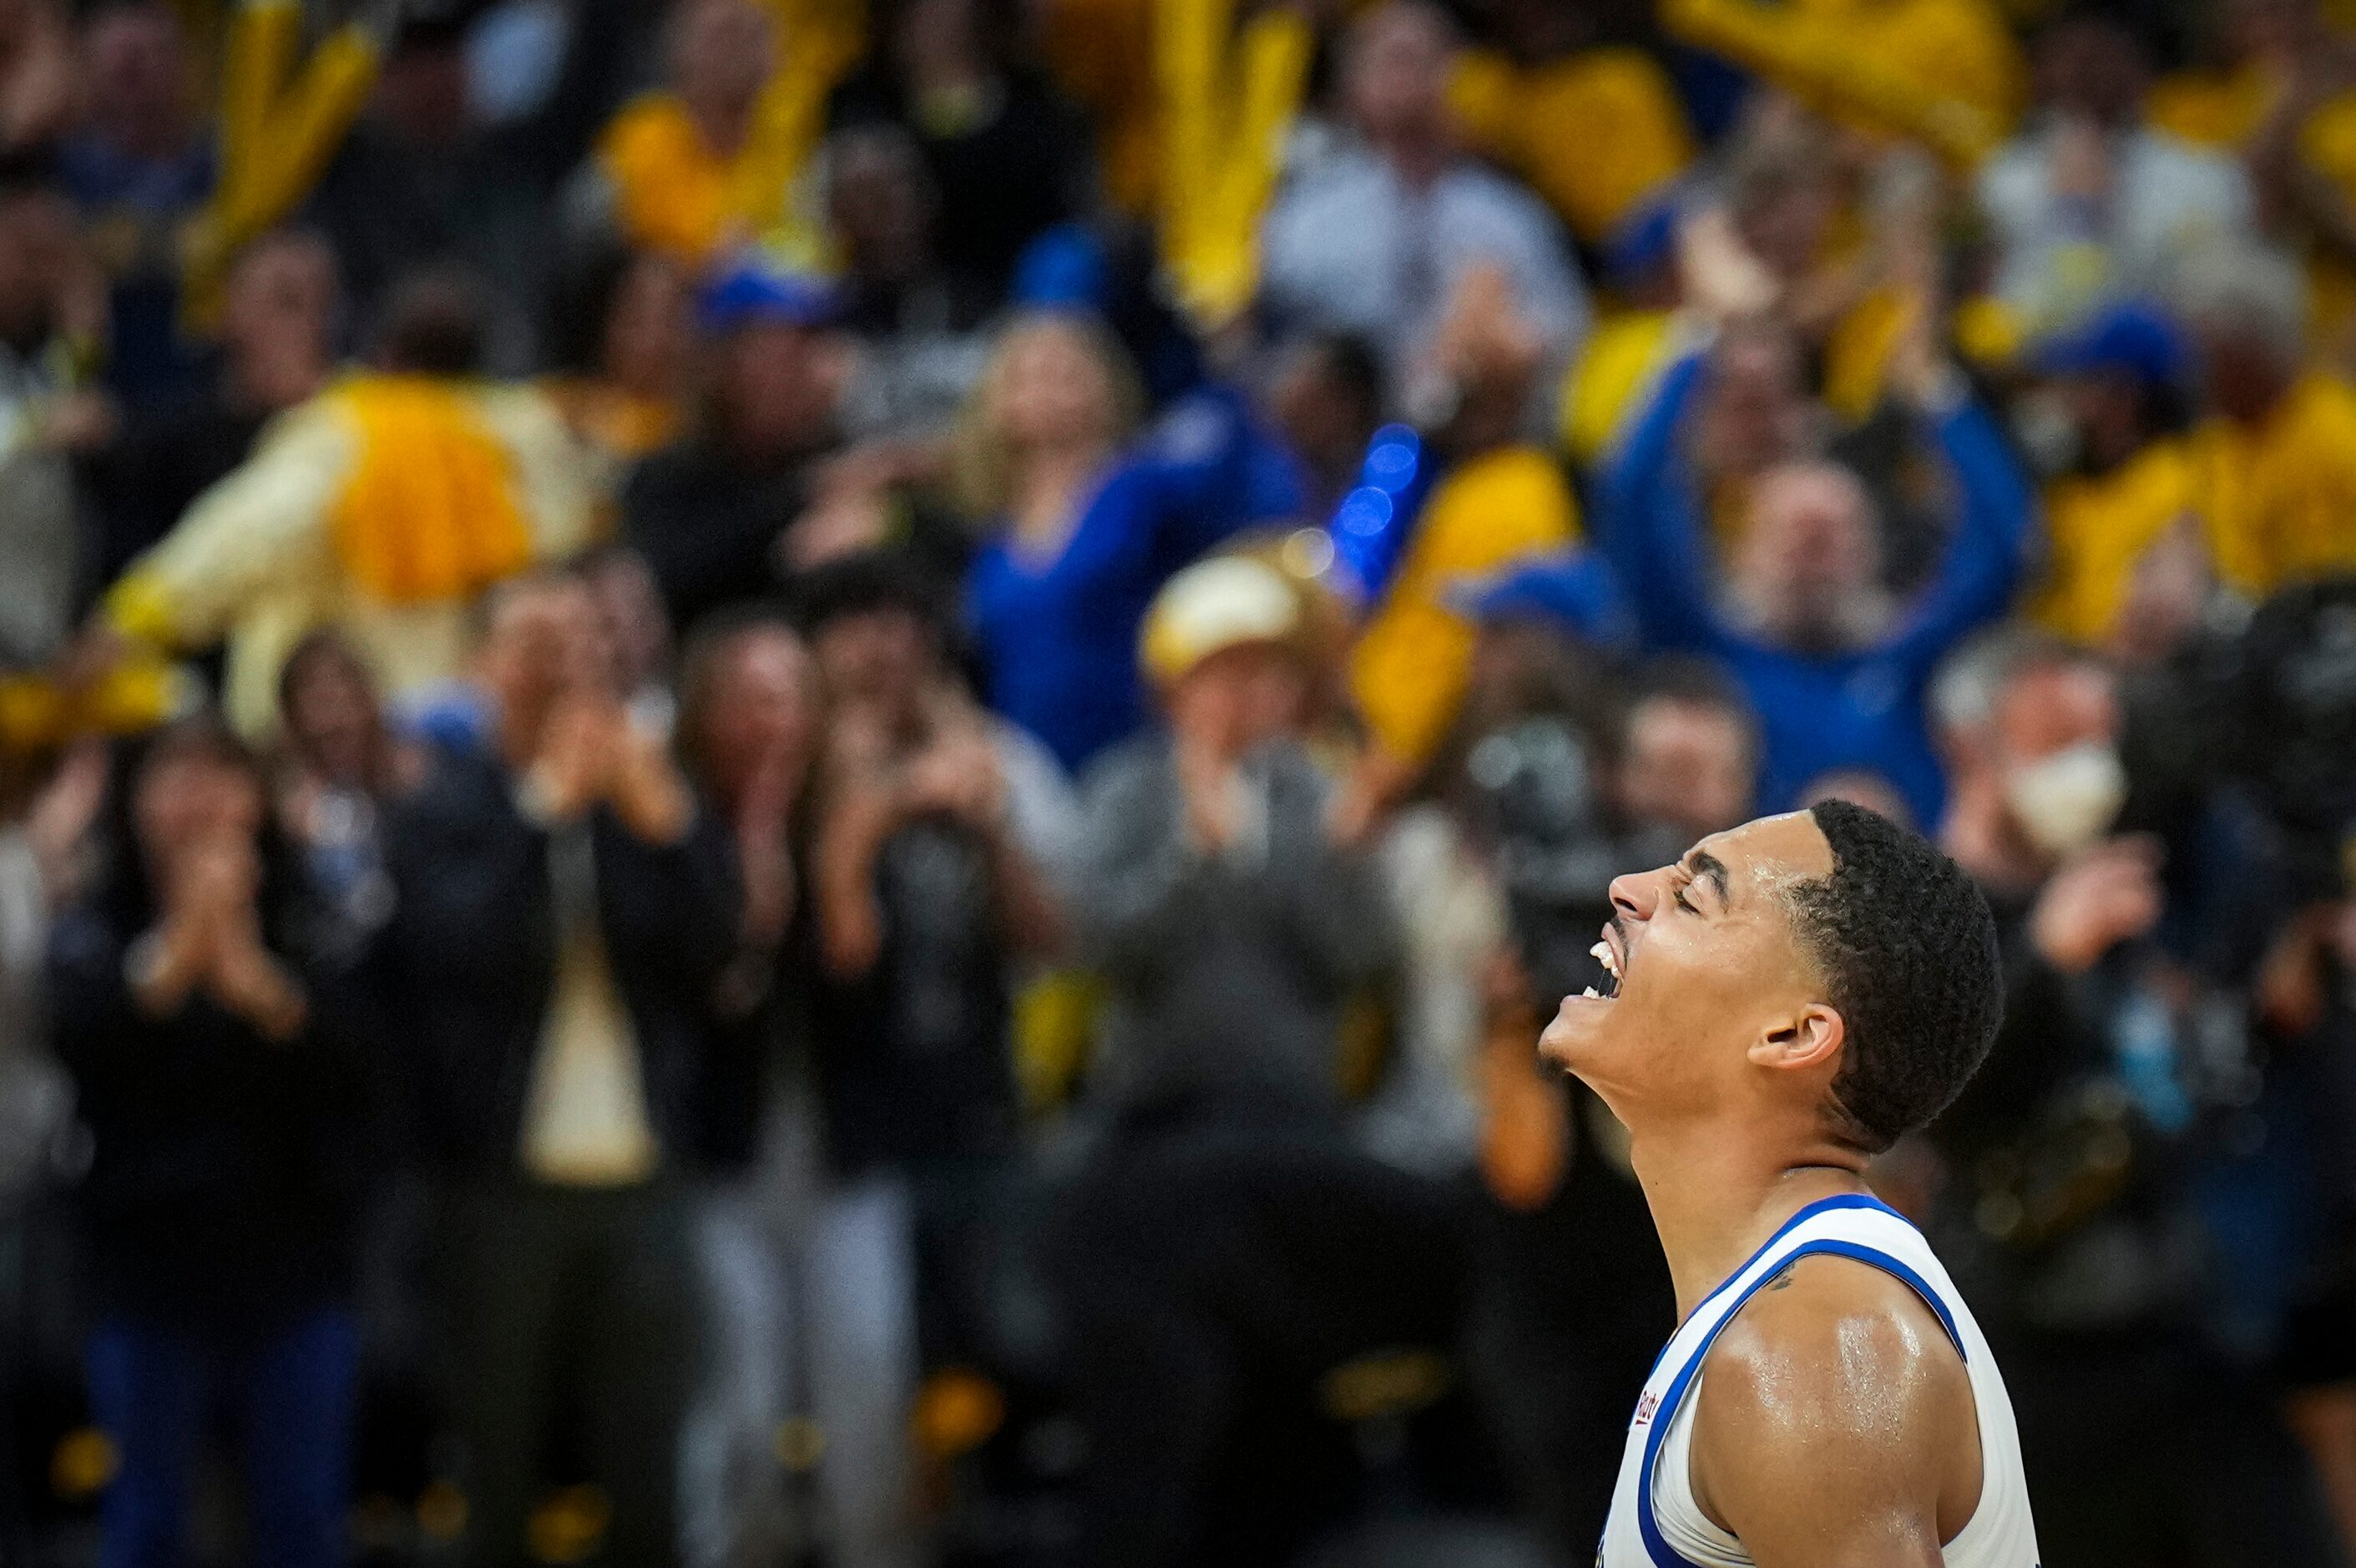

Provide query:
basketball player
left=1543, top=799, right=2039, bottom=1566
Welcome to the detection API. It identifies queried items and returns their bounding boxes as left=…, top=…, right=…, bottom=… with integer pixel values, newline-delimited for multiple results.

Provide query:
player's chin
left=1538, top=989, right=1615, bottom=1073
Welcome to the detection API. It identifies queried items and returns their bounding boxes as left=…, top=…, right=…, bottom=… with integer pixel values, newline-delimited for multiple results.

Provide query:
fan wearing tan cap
left=1073, top=552, right=1394, bottom=1118
left=1139, top=555, right=1312, bottom=854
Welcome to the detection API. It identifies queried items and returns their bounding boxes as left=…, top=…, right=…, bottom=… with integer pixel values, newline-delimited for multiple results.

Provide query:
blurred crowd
left=3, top=0, right=2356, bottom=1560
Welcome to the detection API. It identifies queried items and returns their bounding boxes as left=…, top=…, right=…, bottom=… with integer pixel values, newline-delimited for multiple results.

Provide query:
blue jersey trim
left=1635, top=1232, right=1969, bottom=1568
left=1797, top=1241, right=1966, bottom=1362
left=1681, top=1194, right=1901, bottom=1328
left=1639, top=1193, right=1898, bottom=1386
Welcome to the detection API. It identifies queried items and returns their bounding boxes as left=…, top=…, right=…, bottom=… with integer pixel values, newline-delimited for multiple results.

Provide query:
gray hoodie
left=1076, top=734, right=1398, bottom=1123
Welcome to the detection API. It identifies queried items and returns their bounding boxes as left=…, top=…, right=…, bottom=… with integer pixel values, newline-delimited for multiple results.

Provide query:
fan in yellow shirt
left=2036, top=444, right=2200, bottom=642
left=588, top=0, right=859, bottom=273
left=2177, top=242, right=2356, bottom=597
left=95, top=277, right=599, bottom=737
left=2015, top=304, right=2202, bottom=645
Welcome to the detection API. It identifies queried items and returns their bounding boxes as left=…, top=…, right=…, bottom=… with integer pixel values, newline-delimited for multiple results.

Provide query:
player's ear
left=1747, top=1004, right=1844, bottom=1073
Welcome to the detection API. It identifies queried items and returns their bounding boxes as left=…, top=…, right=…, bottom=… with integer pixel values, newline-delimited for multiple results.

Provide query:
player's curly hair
left=1788, top=799, right=2005, bottom=1153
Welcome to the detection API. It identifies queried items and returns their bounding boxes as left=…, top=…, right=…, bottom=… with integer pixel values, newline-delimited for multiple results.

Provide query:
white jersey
left=1598, top=1194, right=2040, bottom=1568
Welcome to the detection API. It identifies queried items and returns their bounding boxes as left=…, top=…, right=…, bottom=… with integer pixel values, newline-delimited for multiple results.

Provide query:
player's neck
left=1628, top=1121, right=1870, bottom=1320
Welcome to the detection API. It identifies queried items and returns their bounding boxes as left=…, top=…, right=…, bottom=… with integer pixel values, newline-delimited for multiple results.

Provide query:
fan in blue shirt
left=1596, top=337, right=2038, bottom=827
left=965, top=316, right=1308, bottom=776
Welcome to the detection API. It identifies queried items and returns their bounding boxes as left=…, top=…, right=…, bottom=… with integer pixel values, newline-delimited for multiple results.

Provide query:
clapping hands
left=527, top=698, right=694, bottom=842
left=139, top=829, right=306, bottom=1041
left=2030, top=835, right=2165, bottom=975
left=899, top=725, right=1009, bottom=832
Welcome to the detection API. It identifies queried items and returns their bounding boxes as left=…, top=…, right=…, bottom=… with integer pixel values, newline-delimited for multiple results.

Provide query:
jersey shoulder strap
left=1639, top=1195, right=1969, bottom=1568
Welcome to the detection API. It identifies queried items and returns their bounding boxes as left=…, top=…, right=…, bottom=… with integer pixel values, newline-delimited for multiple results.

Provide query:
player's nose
left=1608, top=868, right=1661, bottom=923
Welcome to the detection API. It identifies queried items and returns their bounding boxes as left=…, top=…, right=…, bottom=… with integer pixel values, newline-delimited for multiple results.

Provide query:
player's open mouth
left=1582, top=923, right=1625, bottom=999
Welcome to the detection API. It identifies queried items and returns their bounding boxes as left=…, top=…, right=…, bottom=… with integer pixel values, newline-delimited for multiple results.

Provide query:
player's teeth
left=1591, top=941, right=1610, bottom=964
left=1582, top=986, right=1600, bottom=999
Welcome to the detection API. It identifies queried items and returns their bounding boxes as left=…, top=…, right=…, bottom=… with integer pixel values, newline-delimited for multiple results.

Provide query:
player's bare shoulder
left=1691, top=1254, right=1984, bottom=1568
left=1703, top=1252, right=1980, bottom=1444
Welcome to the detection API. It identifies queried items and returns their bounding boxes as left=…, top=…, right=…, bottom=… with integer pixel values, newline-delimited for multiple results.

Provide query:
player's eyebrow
left=1686, top=850, right=1732, bottom=908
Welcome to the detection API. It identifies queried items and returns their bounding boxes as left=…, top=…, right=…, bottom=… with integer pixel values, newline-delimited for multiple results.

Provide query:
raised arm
left=1595, top=346, right=1724, bottom=652
left=99, top=402, right=351, bottom=655
left=1886, top=381, right=2039, bottom=668
left=1689, top=1255, right=1981, bottom=1568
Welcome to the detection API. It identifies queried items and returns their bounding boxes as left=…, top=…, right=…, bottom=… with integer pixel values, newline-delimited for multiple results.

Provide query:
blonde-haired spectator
left=958, top=311, right=1307, bottom=775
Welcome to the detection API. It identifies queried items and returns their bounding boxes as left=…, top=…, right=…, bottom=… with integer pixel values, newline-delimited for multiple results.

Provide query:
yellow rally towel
left=1154, top=0, right=1312, bottom=329
left=1040, top=0, right=1160, bottom=215
left=1663, top=0, right=2022, bottom=165
left=1823, top=285, right=1911, bottom=426
left=543, top=378, right=682, bottom=467
left=2189, top=372, right=2356, bottom=598
left=0, top=658, right=191, bottom=753
left=1560, top=309, right=1679, bottom=466
left=183, top=0, right=380, bottom=331
left=326, top=378, right=533, bottom=605
left=2029, top=438, right=2196, bottom=645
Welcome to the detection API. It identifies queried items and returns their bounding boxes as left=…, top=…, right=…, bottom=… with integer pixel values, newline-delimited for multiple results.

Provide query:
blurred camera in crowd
left=2232, top=577, right=2356, bottom=898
